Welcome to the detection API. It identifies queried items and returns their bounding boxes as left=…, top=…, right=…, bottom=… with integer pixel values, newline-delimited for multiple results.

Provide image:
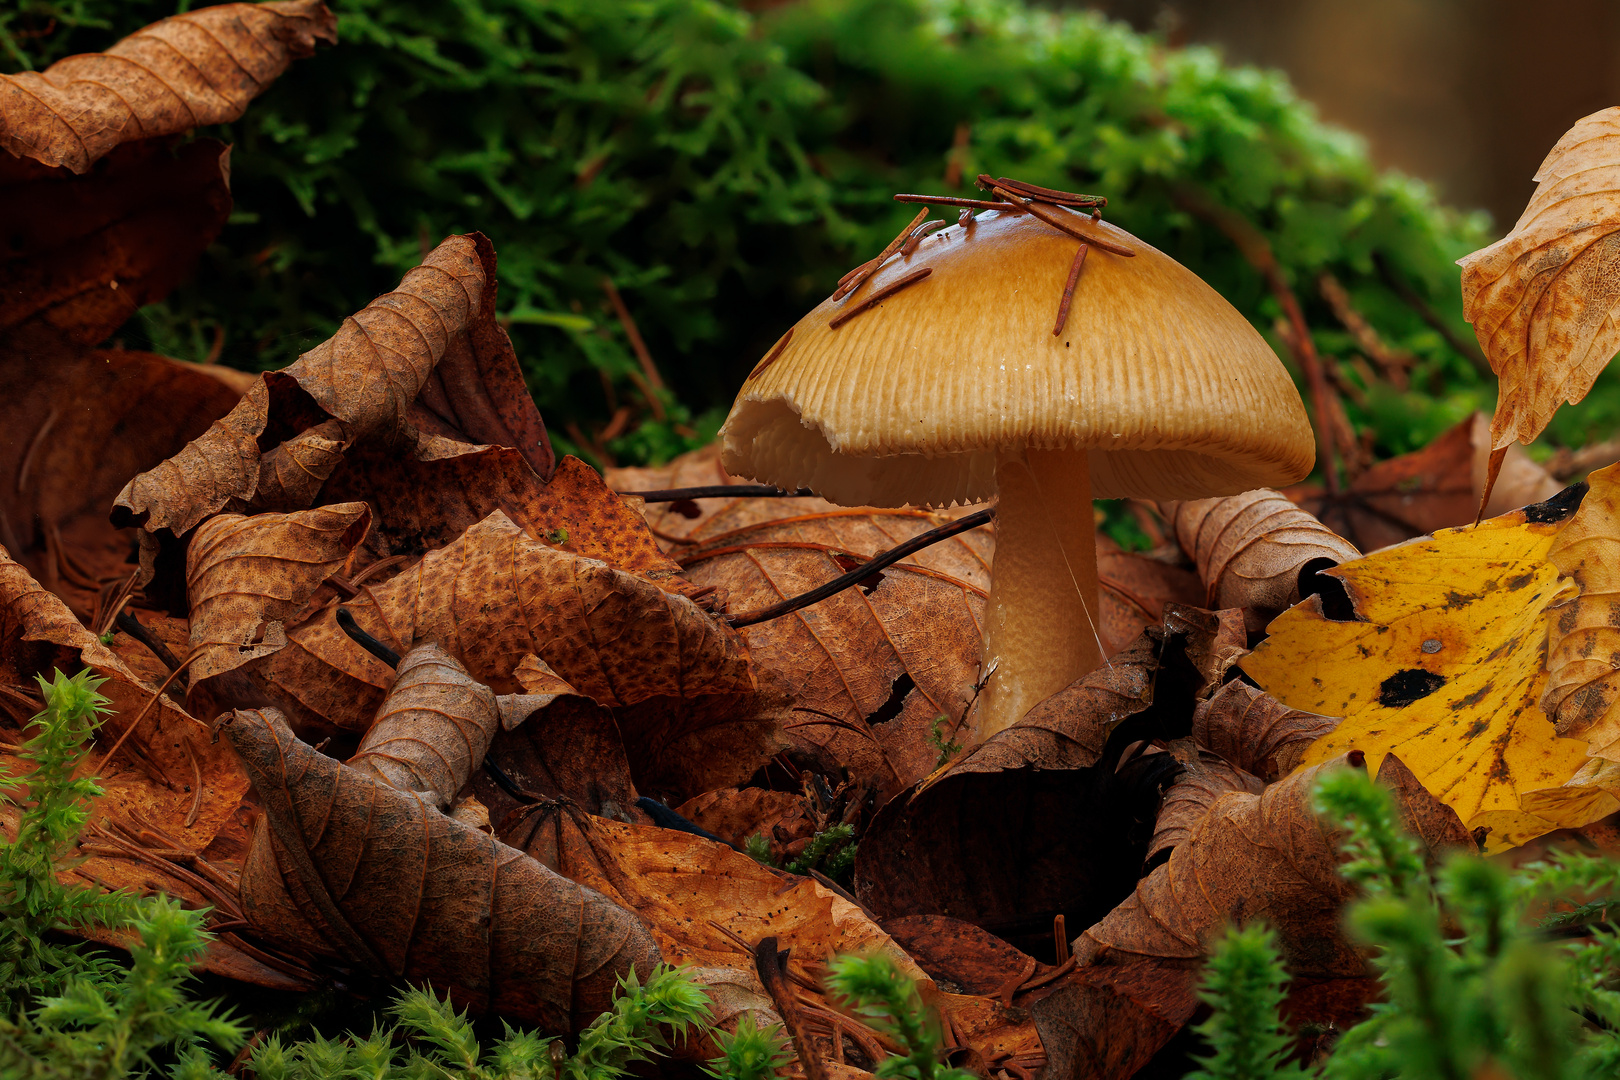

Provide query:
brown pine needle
left=1052, top=243, right=1089, bottom=336
left=990, top=185, right=1136, bottom=257
left=832, top=208, right=928, bottom=302
left=89, top=652, right=204, bottom=777
left=826, top=267, right=932, bottom=330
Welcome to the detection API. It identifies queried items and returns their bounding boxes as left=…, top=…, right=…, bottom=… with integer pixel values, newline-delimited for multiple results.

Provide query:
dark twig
left=1372, top=252, right=1492, bottom=378
left=756, top=937, right=832, bottom=1080
left=335, top=607, right=401, bottom=668
left=827, top=267, right=933, bottom=330
left=616, top=484, right=814, bottom=502
left=1053, top=243, right=1089, bottom=336
left=726, top=508, right=994, bottom=628
left=115, top=612, right=185, bottom=680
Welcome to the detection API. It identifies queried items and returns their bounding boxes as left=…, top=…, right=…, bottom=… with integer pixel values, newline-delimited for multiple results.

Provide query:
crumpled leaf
left=851, top=612, right=1233, bottom=951
left=1459, top=106, right=1620, bottom=449
left=1292, top=413, right=1562, bottom=553
left=1190, top=681, right=1338, bottom=783
left=221, top=706, right=661, bottom=1032
left=614, top=444, right=991, bottom=798
left=184, top=503, right=371, bottom=682
left=1541, top=463, right=1620, bottom=759
left=1095, top=547, right=1205, bottom=657
left=1160, top=489, right=1360, bottom=630
left=0, top=140, right=235, bottom=349
left=1244, top=488, right=1614, bottom=851
left=1033, top=757, right=1365, bottom=1080
left=348, top=643, right=500, bottom=809
left=0, top=545, right=248, bottom=850
left=1146, top=754, right=1266, bottom=866
left=675, top=788, right=816, bottom=863
left=260, top=509, right=756, bottom=731
left=0, top=1, right=336, bottom=174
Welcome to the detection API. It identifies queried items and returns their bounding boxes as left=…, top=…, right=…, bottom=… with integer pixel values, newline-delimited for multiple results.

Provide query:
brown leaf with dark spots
left=614, top=445, right=991, bottom=797
left=1459, top=107, right=1620, bottom=449
left=1290, top=413, right=1561, bottom=553
left=222, top=706, right=660, bottom=1032
left=1376, top=753, right=1475, bottom=856
left=0, top=139, right=233, bottom=349
left=674, top=788, right=816, bottom=862
left=1161, top=490, right=1360, bottom=629
left=348, top=643, right=499, bottom=809
left=250, top=419, right=348, bottom=513
left=1190, top=681, right=1338, bottom=783
left=477, top=698, right=638, bottom=821
left=184, top=504, right=371, bottom=682
left=881, top=914, right=1048, bottom=998
left=260, top=510, right=756, bottom=733
left=1146, top=754, right=1266, bottom=866
left=852, top=618, right=1207, bottom=952
left=0, top=348, right=244, bottom=615
left=0, top=2, right=335, bottom=174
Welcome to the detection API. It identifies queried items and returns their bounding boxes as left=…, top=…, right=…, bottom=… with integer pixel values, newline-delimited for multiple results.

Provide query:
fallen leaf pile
left=7, top=8, right=1620, bottom=1080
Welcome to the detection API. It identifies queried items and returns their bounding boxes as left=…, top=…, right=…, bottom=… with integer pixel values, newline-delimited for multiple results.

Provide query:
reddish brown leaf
left=1096, top=549, right=1205, bottom=657
left=881, top=914, right=1050, bottom=997
left=184, top=504, right=371, bottom=682
left=222, top=706, right=661, bottom=1032
left=675, top=787, right=816, bottom=862
left=348, top=643, right=500, bottom=809
left=1190, top=681, right=1338, bottom=783
left=0, top=1, right=336, bottom=174
left=1161, top=490, right=1359, bottom=629
left=1376, top=753, right=1475, bottom=856
left=476, top=697, right=639, bottom=819
left=0, top=140, right=233, bottom=349
left=1146, top=754, right=1266, bottom=865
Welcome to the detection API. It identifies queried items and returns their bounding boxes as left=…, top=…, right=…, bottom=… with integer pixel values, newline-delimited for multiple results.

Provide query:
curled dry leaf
left=0, top=140, right=234, bottom=350
left=0, top=347, right=245, bottom=616
left=614, top=444, right=992, bottom=797
left=1190, top=681, right=1338, bottom=783
left=1160, top=489, right=1359, bottom=629
left=1145, top=755, right=1266, bottom=866
left=1459, top=107, right=1620, bottom=450
left=1244, top=488, right=1615, bottom=852
left=184, top=503, right=371, bottom=682
left=222, top=706, right=661, bottom=1032
left=348, top=643, right=500, bottom=809
left=1542, top=463, right=1620, bottom=758
left=0, top=546, right=248, bottom=851
left=853, top=615, right=1224, bottom=951
left=1034, top=757, right=1364, bottom=1080
left=0, top=1, right=336, bottom=174
left=1292, top=413, right=1562, bottom=553
left=475, top=696, right=640, bottom=820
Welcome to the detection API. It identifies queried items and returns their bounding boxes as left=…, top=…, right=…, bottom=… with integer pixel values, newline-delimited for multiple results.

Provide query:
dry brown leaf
left=852, top=613, right=1226, bottom=954
left=0, top=140, right=234, bottom=349
left=475, top=697, right=640, bottom=820
left=1542, top=462, right=1620, bottom=758
left=0, top=545, right=248, bottom=851
left=1145, top=754, right=1266, bottom=866
left=184, top=504, right=371, bottom=682
left=259, top=509, right=755, bottom=731
left=1190, top=681, right=1338, bottom=783
left=1095, top=549, right=1205, bottom=656
left=1291, top=413, right=1562, bottom=553
left=1160, top=490, right=1360, bottom=629
left=1459, top=107, right=1620, bottom=449
left=0, top=2, right=336, bottom=174
left=222, top=706, right=661, bottom=1032
left=675, top=788, right=816, bottom=862
left=347, top=643, right=500, bottom=809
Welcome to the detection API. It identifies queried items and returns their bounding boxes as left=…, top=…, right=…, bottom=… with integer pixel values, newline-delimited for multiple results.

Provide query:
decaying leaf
left=1160, top=489, right=1360, bottom=629
left=1293, top=413, right=1562, bottom=553
left=1095, top=547, right=1205, bottom=656
left=1460, top=106, right=1620, bottom=451
left=675, top=787, right=816, bottom=862
left=1190, top=681, right=1338, bottom=783
left=0, top=1, right=337, bottom=174
left=222, top=706, right=661, bottom=1032
left=1145, top=755, right=1266, bottom=866
left=1542, top=463, right=1620, bottom=758
left=184, top=503, right=371, bottom=682
left=347, top=643, right=500, bottom=809
left=1243, top=488, right=1614, bottom=851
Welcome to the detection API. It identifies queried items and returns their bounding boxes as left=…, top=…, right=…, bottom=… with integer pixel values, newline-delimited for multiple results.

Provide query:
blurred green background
left=5, top=0, right=1618, bottom=475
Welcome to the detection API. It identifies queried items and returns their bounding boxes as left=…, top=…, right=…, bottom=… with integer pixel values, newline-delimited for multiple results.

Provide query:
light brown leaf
left=222, top=706, right=661, bottom=1032
left=675, top=788, right=816, bottom=862
left=1161, top=489, right=1360, bottom=628
left=184, top=503, right=371, bottom=682
left=1459, top=107, right=1620, bottom=449
left=1542, top=462, right=1620, bottom=758
left=1146, top=754, right=1266, bottom=865
left=0, top=1, right=336, bottom=174
left=260, top=509, right=755, bottom=731
left=1190, top=681, right=1338, bottom=783
left=348, top=643, right=499, bottom=808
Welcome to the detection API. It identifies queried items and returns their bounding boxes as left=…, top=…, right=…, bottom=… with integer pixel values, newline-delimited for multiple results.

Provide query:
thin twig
left=336, top=607, right=401, bottom=668
left=827, top=267, right=933, bottom=330
left=89, top=652, right=205, bottom=777
left=1372, top=252, right=1492, bottom=378
left=756, top=937, right=832, bottom=1080
left=726, top=508, right=994, bottom=627
left=600, top=277, right=667, bottom=410
left=1053, top=243, right=1089, bottom=337
left=115, top=612, right=184, bottom=678
left=615, top=484, right=812, bottom=502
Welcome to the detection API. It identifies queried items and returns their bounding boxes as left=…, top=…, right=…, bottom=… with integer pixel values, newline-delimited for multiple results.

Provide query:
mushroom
left=718, top=204, right=1314, bottom=740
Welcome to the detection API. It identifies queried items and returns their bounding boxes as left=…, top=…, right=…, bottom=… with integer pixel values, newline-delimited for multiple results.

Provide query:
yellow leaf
left=1458, top=107, right=1620, bottom=450
left=1243, top=497, right=1608, bottom=853
left=1543, top=462, right=1620, bottom=759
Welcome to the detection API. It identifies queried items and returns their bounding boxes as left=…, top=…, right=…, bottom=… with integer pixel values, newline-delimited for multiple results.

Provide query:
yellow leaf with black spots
left=1243, top=488, right=1611, bottom=853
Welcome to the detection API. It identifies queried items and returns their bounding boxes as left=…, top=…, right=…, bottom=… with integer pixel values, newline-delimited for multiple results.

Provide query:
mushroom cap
left=719, top=210, right=1315, bottom=507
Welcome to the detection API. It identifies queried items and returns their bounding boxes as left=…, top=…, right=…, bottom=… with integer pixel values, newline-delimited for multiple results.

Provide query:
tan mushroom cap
left=720, top=209, right=1315, bottom=506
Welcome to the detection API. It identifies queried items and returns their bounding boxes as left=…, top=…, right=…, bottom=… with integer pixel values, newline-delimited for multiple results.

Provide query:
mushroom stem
left=973, top=448, right=1101, bottom=741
